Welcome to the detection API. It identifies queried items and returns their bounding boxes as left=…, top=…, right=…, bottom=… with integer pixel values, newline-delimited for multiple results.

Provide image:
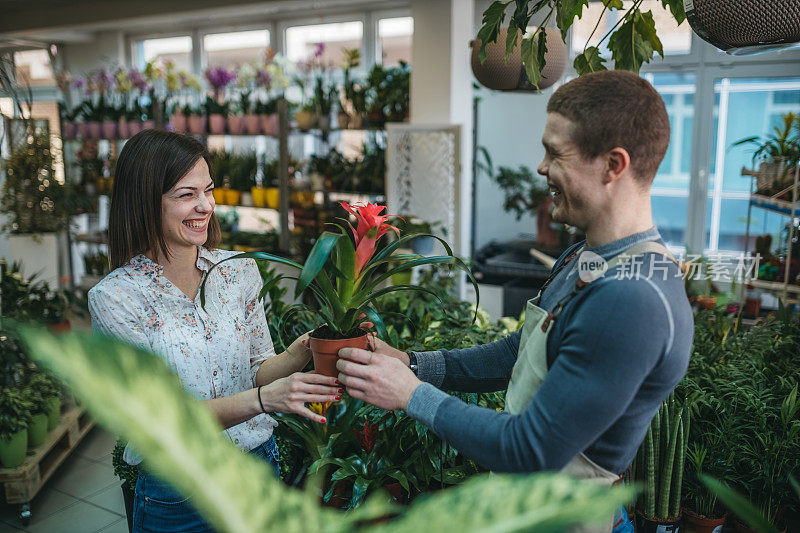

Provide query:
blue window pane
left=652, top=195, right=688, bottom=246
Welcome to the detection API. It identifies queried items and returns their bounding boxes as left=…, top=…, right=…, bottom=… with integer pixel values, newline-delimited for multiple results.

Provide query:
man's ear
left=604, top=147, right=631, bottom=184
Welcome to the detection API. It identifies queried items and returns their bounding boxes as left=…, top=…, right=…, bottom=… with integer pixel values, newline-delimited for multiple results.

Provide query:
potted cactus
left=631, top=393, right=690, bottom=532
left=201, top=202, right=477, bottom=377
left=0, top=386, right=33, bottom=468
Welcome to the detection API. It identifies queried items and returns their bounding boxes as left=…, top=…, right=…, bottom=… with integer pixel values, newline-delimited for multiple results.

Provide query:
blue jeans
left=132, top=437, right=280, bottom=533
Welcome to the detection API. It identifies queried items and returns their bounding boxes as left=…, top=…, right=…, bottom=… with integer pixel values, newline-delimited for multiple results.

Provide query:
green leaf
left=362, top=307, right=388, bottom=340
left=607, top=10, right=663, bottom=73
left=700, top=476, right=781, bottom=533
left=372, top=233, right=454, bottom=263
left=476, top=1, right=508, bottom=63
left=505, top=20, right=519, bottom=61
left=556, top=0, right=588, bottom=40
left=603, top=0, right=623, bottom=8
left=520, top=31, right=542, bottom=89
left=661, top=0, right=686, bottom=25
left=200, top=251, right=301, bottom=309
left=573, top=46, right=608, bottom=75
left=296, top=231, right=341, bottom=299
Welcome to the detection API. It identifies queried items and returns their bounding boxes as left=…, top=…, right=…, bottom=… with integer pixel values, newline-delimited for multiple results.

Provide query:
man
left=337, top=71, right=693, bottom=525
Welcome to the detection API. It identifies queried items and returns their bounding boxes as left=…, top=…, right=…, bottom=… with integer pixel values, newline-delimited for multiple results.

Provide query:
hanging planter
left=471, top=27, right=566, bottom=92
left=684, top=0, right=800, bottom=55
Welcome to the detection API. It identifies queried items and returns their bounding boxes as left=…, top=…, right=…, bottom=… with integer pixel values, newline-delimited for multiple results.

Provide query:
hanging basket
left=684, top=0, right=800, bottom=54
left=471, top=27, right=566, bottom=92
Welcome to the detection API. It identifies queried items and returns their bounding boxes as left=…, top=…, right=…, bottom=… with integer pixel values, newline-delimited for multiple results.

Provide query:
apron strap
left=540, top=240, right=676, bottom=332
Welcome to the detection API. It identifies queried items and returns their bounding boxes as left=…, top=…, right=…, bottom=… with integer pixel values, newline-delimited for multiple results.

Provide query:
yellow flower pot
left=291, top=191, right=315, bottom=208
left=265, top=187, right=280, bottom=209
left=212, top=188, right=227, bottom=205
left=251, top=186, right=267, bottom=208
left=224, top=189, right=242, bottom=206
left=295, top=110, right=316, bottom=130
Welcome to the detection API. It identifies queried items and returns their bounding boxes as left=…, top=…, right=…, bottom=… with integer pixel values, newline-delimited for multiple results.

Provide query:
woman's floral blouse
left=88, top=246, right=277, bottom=464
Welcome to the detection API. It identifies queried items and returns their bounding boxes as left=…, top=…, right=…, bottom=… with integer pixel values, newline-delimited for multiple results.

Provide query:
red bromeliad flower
left=353, top=419, right=379, bottom=452
left=340, top=201, right=401, bottom=278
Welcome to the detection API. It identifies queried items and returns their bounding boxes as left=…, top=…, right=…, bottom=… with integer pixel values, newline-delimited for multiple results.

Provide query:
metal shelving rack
left=742, top=162, right=800, bottom=306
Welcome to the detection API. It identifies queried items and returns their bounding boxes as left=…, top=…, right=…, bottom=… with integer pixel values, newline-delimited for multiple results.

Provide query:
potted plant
left=631, top=393, right=689, bottom=532
left=25, top=371, right=61, bottom=431
left=733, top=113, right=799, bottom=196
left=227, top=98, right=246, bottom=135
left=0, top=386, right=33, bottom=468
left=682, top=444, right=729, bottom=532
left=186, top=104, right=207, bottom=135
left=233, top=153, right=257, bottom=207
left=314, top=76, right=338, bottom=131
left=170, top=103, right=188, bottom=133
left=206, top=96, right=229, bottom=135
left=256, top=97, right=279, bottom=136
left=23, top=385, right=49, bottom=448
left=399, top=218, right=445, bottom=256
left=201, top=201, right=477, bottom=377
left=295, top=101, right=317, bottom=131
left=82, top=251, right=109, bottom=290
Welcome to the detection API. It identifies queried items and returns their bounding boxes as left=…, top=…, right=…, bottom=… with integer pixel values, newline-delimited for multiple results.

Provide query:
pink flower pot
left=188, top=115, right=207, bottom=134
left=62, top=122, right=77, bottom=140
left=209, top=114, right=226, bottom=134
left=117, top=118, right=129, bottom=139
left=171, top=113, right=187, bottom=133
left=76, top=122, right=89, bottom=139
left=87, top=121, right=101, bottom=139
left=142, top=120, right=155, bottom=131
left=244, top=114, right=261, bottom=135
left=127, top=121, right=143, bottom=136
left=260, top=113, right=279, bottom=136
left=227, top=115, right=245, bottom=135
left=101, top=121, right=117, bottom=139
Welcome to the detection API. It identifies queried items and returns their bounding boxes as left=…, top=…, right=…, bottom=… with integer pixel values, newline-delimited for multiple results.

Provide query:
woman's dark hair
left=108, top=130, right=220, bottom=269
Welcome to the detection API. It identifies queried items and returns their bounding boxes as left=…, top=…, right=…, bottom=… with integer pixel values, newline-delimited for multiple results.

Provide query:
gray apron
left=505, top=241, right=677, bottom=533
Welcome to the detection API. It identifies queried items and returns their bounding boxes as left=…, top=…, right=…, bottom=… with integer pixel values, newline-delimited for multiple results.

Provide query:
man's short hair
left=547, top=70, right=670, bottom=183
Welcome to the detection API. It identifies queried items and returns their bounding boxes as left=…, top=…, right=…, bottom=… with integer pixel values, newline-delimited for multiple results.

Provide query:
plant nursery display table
left=0, top=404, right=94, bottom=525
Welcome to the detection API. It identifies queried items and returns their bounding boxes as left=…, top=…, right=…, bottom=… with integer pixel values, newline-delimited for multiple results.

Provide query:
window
left=204, top=29, right=270, bottom=69
left=13, top=49, right=55, bottom=87
left=647, top=72, right=695, bottom=247
left=378, top=17, right=413, bottom=65
left=285, top=21, right=363, bottom=66
left=706, top=77, right=800, bottom=252
left=570, top=0, right=691, bottom=57
left=135, top=36, right=192, bottom=71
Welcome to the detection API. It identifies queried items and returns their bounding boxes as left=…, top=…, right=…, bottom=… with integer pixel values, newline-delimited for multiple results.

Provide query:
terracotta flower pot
left=117, top=118, right=129, bottom=138
left=245, top=114, right=261, bottom=135
left=337, top=112, right=350, bottom=129
left=260, top=113, right=279, bottom=136
left=142, top=119, right=155, bottom=130
left=188, top=115, right=207, bottom=134
left=212, top=188, right=227, bottom=205
left=101, top=120, right=117, bottom=139
left=227, top=115, right=245, bottom=135
left=264, top=187, right=280, bottom=209
left=308, top=332, right=368, bottom=378
left=349, top=114, right=364, bottom=129
left=87, top=121, right=102, bottom=139
left=170, top=113, right=187, bottom=133
left=209, top=113, right=226, bottom=134
left=383, top=482, right=405, bottom=504
left=223, top=188, right=241, bottom=206
left=697, top=295, right=717, bottom=310
left=0, top=429, right=28, bottom=468
left=683, top=509, right=727, bottom=533
left=76, top=122, right=89, bottom=138
left=48, top=321, right=71, bottom=333
left=735, top=520, right=786, bottom=533
left=62, top=121, right=77, bottom=139
left=127, top=121, right=143, bottom=136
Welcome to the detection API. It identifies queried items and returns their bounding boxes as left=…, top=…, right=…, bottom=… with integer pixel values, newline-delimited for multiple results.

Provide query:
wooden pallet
left=0, top=405, right=95, bottom=505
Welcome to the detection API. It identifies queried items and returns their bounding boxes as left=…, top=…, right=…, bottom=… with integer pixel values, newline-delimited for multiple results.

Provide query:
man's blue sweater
left=406, top=227, right=693, bottom=474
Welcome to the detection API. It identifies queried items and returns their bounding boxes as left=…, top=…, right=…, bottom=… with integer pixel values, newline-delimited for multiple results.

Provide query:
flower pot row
left=0, top=397, right=62, bottom=469
left=62, top=120, right=155, bottom=140
left=636, top=509, right=786, bottom=533
left=171, top=113, right=279, bottom=136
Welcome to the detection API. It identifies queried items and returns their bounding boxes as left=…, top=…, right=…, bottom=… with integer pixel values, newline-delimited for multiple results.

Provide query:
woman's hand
left=258, top=372, right=341, bottom=423
left=286, top=331, right=314, bottom=364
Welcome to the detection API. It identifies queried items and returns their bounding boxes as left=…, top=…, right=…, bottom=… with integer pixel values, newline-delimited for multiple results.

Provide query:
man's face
left=537, top=113, right=607, bottom=230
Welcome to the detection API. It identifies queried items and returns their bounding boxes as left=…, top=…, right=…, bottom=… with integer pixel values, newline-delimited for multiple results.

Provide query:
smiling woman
left=89, top=130, right=342, bottom=533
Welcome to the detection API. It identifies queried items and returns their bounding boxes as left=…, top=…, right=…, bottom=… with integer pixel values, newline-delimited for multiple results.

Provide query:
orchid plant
left=201, top=202, right=478, bottom=338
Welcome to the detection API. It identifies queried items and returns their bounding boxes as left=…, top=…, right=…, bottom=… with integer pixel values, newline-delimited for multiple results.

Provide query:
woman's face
left=161, top=158, right=215, bottom=253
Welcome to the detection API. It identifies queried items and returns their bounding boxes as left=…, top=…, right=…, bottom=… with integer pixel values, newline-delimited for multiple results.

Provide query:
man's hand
left=336, top=348, right=421, bottom=411
left=364, top=333, right=410, bottom=366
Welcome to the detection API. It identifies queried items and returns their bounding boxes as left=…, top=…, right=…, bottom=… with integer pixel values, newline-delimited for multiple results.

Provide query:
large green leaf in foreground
left=15, top=324, right=634, bottom=532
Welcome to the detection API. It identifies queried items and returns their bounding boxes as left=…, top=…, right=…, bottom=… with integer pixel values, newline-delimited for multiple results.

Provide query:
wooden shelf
left=0, top=405, right=95, bottom=505
left=750, top=279, right=800, bottom=295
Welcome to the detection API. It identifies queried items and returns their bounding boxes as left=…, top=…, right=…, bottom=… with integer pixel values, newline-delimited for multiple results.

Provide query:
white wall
left=62, top=31, right=127, bottom=76
left=472, top=0, right=553, bottom=252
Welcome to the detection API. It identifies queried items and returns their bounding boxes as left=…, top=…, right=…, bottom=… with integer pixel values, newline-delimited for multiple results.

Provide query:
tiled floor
left=0, top=428, right=128, bottom=533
